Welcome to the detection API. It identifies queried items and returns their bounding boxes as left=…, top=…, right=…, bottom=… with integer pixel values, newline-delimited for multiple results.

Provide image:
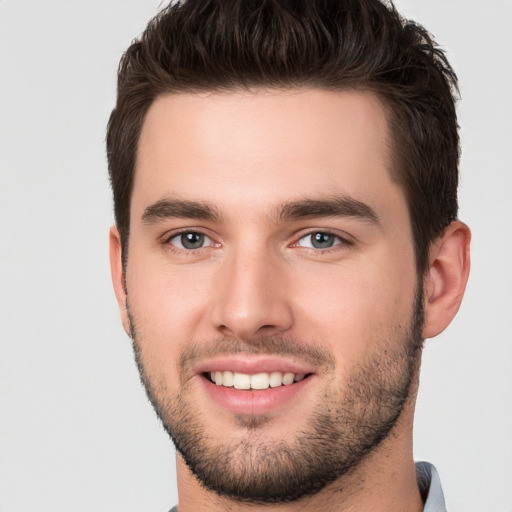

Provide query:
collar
left=416, top=461, right=447, bottom=512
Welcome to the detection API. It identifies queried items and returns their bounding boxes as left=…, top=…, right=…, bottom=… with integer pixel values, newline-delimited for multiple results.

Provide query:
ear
left=109, top=226, right=131, bottom=337
left=422, top=221, right=471, bottom=339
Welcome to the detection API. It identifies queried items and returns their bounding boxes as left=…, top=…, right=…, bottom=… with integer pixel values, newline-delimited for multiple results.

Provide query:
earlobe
left=109, top=226, right=131, bottom=337
left=422, top=221, right=471, bottom=339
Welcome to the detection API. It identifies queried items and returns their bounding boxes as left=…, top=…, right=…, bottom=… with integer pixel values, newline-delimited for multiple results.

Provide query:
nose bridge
left=212, top=240, right=293, bottom=339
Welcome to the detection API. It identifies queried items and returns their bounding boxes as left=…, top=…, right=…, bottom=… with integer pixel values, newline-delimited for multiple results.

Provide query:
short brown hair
left=107, top=0, right=459, bottom=274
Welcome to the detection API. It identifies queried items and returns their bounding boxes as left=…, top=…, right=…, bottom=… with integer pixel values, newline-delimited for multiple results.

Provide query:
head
left=107, top=0, right=470, bottom=506
left=107, top=0, right=460, bottom=277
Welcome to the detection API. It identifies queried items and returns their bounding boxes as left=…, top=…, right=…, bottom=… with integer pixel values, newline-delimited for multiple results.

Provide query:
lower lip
left=201, top=375, right=313, bottom=415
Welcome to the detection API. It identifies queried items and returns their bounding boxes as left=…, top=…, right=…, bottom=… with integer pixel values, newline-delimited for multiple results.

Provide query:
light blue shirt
left=416, top=461, right=447, bottom=512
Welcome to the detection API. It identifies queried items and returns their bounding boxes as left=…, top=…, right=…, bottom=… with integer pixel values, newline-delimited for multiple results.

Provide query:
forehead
left=133, top=88, right=405, bottom=223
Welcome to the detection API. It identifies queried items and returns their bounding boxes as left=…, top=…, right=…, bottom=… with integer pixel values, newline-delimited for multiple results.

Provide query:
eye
left=168, top=231, right=212, bottom=250
left=296, top=232, right=343, bottom=250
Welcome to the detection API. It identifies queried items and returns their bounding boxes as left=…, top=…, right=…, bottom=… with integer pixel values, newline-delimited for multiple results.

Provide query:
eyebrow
left=140, top=194, right=379, bottom=226
left=141, top=198, right=222, bottom=224
left=275, top=195, right=380, bottom=224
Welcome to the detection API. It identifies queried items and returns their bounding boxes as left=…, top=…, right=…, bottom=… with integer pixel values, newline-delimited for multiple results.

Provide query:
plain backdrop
left=1, top=1, right=511, bottom=511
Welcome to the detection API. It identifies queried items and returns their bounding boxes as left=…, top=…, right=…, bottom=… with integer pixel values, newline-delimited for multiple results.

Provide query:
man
left=107, top=0, right=470, bottom=510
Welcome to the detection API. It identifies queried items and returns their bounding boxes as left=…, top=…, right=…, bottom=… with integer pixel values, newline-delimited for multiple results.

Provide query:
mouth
left=205, top=370, right=310, bottom=390
left=196, top=358, right=316, bottom=415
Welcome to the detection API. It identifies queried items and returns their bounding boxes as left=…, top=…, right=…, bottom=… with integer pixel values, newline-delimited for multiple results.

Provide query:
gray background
left=1, top=1, right=511, bottom=511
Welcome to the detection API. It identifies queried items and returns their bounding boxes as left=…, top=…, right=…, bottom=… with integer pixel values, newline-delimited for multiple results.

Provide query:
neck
left=177, top=456, right=423, bottom=512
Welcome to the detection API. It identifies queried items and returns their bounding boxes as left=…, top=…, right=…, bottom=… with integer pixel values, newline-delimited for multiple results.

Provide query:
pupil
left=181, top=232, right=204, bottom=249
left=312, top=232, right=334, bottom=249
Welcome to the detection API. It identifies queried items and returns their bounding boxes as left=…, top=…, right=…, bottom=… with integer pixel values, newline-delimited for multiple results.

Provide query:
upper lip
left=194, top=356, right=315, bottom=376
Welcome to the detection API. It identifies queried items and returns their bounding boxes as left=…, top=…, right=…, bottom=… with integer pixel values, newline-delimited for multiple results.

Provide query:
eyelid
left=290, top=229, right=354, bottom=250
left=163, top=228, right=220, bottom=250
left=160, top=227, right=352, bottom=253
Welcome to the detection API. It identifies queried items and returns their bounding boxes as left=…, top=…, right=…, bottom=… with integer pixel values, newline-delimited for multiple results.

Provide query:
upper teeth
left=210, top=371, right=306, bottom=390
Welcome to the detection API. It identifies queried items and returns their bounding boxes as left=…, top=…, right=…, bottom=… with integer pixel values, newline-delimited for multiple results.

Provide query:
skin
left=110, top=89, right=470, bottom=512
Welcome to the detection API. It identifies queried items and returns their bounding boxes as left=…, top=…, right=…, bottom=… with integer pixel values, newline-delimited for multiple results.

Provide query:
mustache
left=179, top=336, right=336, bottom=373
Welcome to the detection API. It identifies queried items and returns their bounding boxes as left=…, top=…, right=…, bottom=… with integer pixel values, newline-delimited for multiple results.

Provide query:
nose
left=211, top=247, right=294, bottom=340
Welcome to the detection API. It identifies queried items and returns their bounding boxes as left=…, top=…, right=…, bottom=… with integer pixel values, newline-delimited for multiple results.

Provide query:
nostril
left=212, top=290, right=294, bottom=340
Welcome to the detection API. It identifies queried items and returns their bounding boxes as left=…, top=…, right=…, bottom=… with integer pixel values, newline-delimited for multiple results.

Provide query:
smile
left=207, top=371, right=307, bottom=390
left=196, top=356, right=317, bottom=414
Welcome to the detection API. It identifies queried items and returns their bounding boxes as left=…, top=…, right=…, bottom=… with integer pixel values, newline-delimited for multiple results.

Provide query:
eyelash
left=162, top=229, right=353, bottom=254
left=164, top=229, right=218, bottom=253
left=291, top=231, right=353, bottom=252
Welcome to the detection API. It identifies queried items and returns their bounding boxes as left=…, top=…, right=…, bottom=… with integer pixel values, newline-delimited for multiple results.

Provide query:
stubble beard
left=128, top=286, right=424, bottom=504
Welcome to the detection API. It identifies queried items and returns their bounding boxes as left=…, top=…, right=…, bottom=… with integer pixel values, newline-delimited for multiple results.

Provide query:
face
left=116, top=89, right=423, bottom=503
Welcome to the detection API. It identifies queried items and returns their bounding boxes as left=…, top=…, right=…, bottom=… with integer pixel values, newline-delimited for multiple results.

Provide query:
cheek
left=127, top=249, right=209, bottom=325
left=125, top=255, right=210, bottom=385
left=294, top=256, right=417, bottom=364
